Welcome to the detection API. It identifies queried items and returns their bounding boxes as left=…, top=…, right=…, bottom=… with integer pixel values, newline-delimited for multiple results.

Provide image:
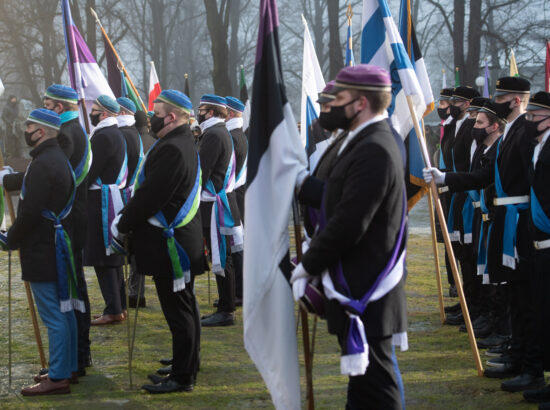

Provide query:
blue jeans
left=30, top=281, right=78, bottom=379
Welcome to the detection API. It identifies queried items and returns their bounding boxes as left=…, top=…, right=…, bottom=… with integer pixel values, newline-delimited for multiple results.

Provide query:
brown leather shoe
left=34, top=372, right=79, bottom=384
left=21, top=377, right=70, bottom=396
left=91, top=314, right=125, bottom=325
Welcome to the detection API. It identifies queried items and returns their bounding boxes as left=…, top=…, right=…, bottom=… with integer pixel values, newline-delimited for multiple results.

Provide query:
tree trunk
left=228, top=0, right=241, bottom=95
left=327, top=0, right=342, bottom=79
left=204, top=0, right=233, bottom=96
left=465, top=0, right=482, bottom=86
left=452, top=0, right=465, bottom=85
left=86, top=0, right=97, bottom=57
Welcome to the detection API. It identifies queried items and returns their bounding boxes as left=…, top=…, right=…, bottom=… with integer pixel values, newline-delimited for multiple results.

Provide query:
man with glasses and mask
left=84, top=95, right=128, bottom=326
left=291, top=64, right=408, bottom=409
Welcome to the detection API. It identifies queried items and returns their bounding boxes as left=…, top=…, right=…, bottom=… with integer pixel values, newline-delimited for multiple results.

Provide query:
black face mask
left=90, top=112, right=101, bottom=127
left=449, top=105, right=463, bottom=120
left=150, top=115, right=167, bottom=133
left=24, top=129, right=40, bottom=147
left=197, top=113, right=207, bottom=125
left=321, top=98, right=360, bottom=131
left=524, top=117, right=550, bottom=138
left=471, top=126, right=490, bottom=144
left=437, top=107, right=449, bottom=121
left=318, top=111, right=338, bottom=131
left=492, top=100, right=514, bottom=119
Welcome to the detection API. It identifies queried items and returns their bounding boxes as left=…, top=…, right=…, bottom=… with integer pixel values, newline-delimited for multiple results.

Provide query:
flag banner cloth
left=148, top=61, right=161, bottom=111
left=61, top=0, right=114, bottom=130
left=510, top=49, right=519, bottom=77
left=360, top=0, right=426, bottom=138
left=243, top=0, right=307, bottom=408
left=345, top=10, right=356, bottom=67
left=240, top=66, right=251, bottom=130
left=398, top=0, right=434, bottom=209
left=300, top=15, right=329, bottom=171
left=120, top=70, right=142, bottom=111
left=545, top=41, right=550, bottom=92
left=455, top=67, right=460, bottom=86
left=483, top=59, right=490, bottom=98
left=0, top=77, right=4, bottom=97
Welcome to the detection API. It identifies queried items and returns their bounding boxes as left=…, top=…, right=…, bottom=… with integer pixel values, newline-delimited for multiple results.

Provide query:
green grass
left=0, top=234, right=542, bottom=408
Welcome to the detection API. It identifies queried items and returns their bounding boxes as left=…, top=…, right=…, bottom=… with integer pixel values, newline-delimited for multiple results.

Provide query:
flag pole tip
left=240, top=64, right=244, bottom=69
left=184, top=73, right=188, bottom=79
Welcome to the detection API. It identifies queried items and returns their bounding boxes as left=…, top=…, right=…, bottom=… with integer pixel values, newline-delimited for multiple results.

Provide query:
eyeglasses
left=90, top=109, right=103, bottom=114
left=525, top=113, right=550, bottom=121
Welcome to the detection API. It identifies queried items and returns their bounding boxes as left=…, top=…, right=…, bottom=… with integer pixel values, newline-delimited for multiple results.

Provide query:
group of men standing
left=0, top=84, right=249, bottom=396
left=424, top=77, right=550, bottom=405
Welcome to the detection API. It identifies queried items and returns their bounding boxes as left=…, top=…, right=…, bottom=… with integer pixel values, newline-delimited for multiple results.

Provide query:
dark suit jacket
left=118, top=125, right=204, bottom=277
left=299, top=119, right=407, bottom=338
left=119, top=124, right=142, bottom=187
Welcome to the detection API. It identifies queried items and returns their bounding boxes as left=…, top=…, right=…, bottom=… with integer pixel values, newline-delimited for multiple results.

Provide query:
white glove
left=423, top=167, right=445, bottom=185
left=0, top=166, right=14, bottom=186
left=295, top=168, right=310, bottom=192
left=110, top=214, right=126, bottom=241
left=290, top=262, right=312, bottom=301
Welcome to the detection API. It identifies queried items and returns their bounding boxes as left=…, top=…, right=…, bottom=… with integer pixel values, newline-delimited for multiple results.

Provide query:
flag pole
left=292, top=197, right=315, bottom=410
left=0, top=152, right=46, bottom=369
left=421, top=120, right=446, bottom=323
left=90, top=8, right=147, bottom=112
left=406, top=95, right=483, bottom=376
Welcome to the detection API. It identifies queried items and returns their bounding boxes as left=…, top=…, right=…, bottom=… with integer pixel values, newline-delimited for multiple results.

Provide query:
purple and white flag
left=61, top=0, right=114, bottom=129
left=243, top=0, right=307, bottom=408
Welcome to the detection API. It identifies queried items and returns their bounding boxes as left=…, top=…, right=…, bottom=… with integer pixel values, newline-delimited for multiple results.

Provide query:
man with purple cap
left=197, top=94, right=241, bottom=327
left=85, top=94, right=128, bottom=325
left=291, top=64, right=408, bottom=409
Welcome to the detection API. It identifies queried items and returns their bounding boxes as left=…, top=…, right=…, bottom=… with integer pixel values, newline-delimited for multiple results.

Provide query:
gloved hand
left=295, top=168, right=310, bottom=192
left=0, top=166, right=14, bottom=186
left=110, top=214, right=125, bottom=241
left=423, top=167, right=446, bottom=185
left=290, top=262, right=312, bottom=301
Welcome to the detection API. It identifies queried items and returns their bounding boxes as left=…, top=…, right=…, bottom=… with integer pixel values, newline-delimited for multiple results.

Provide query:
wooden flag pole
left=406, top=96, right=483, bottom=376
left=0, top=153, right=46, bottom=369
left=90, top=8, right=147, bottom=112
left=420, top=120, right=445, bottom=323
left=292, top=197, right=315, bottom=410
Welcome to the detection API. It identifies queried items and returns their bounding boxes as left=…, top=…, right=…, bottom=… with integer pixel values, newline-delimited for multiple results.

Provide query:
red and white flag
left=148, top=61, right=161, bottom=111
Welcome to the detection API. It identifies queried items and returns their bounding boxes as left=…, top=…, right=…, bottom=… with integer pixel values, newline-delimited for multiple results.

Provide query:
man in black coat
left=1, top=109, right=78, bottom=395
left=224, top=96, right=248, bottom=303
left=43, top=84, right=93, bottom=373
left=197, top=94, right=241, bottom=327
left=521, top=92, right=550, bottom=405
left=84, top=94, right=127, bottom=325
left=116, top=97, right=146, bottom=308
left=114, top=89, right=203, bottom=394
left=292, top=64, right=407, bottom=410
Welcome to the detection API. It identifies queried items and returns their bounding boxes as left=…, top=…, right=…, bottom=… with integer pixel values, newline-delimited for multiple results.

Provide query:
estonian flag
left=243, top=0, right=307, bottom=408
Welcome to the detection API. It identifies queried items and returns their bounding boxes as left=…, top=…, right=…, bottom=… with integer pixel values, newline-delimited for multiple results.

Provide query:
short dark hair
left=201, top=104, right=227, bottom=119
left=483, top=112, right=506, bottom=133
left=350, top=89, right=392, bottom=114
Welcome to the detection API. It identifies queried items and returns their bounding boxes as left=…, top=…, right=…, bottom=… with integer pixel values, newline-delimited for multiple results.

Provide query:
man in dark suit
left=197, top=94, right=241, bottom=327
left=84, top=94, right=127, bottom=325
left=114, top=89, right=203, bottom=394
left=1, top=109, right=78, bottom=395
left=292, top=64, right=407, bottom=410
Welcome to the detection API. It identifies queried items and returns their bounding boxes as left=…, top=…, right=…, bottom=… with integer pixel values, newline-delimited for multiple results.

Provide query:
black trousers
left=460, top=243, right=482, bottom=318
left=534, top=248, right=550, bottom=371
left=95, top=265, right=126, bottom=315
left=341, top=335, right=403, bottom=410
left=73, top=249, right=91, bottom=368
left=508, top=278, right=543, bottom=376
left=154, top=275, right=200, bottom=384
left=487, top=284, right=511, bottom=335
left=203, top=228, right=236, bottom=313
left=232, top=251, right=243, bottom=300
left=128, top=256, right=145, bottom=299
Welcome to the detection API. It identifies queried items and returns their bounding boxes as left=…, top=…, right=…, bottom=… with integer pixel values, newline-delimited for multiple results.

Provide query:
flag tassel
left=90, top=8, right=147, bottom=112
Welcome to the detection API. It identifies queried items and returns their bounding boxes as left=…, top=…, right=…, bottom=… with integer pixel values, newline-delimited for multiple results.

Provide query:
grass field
left=0, top=233, right=542, bottom=409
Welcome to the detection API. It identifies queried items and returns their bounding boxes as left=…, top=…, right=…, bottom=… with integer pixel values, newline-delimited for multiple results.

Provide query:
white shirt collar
left=199, top=116, right=225, bottom=133
left=338, top=112, right=388, bottom=156
left=502, top=113, right=522, bottom=142
left=454, top=115, right=468, bottom=137
left=90, top=116, right=118, bottom=138
left=117, top=115, right=136, bottom=127
left=225, top=117, right=243, bottom=131
left=533, top=128, right=550, bottom=169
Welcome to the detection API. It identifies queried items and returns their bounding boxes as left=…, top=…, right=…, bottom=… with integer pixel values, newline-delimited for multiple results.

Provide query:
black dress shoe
left=444, top=303, right=461, bottom=314
left=524, top=385, right=550, bottom=403
left=540, top=402, right=550, bottom=409
left=501, top=373, right=545, bottom=393
left=157, top=365, right=172, bottom=375
left=485, top=342, right=511, bottom=357
left=484, top=363, right=521, bottom=379
left=148, top=374, right=169, bottom=384
left=159, top=358, right=173, bottom=366
left=213, top=299, right=219, bottom=308
left=142, top=378, right=193, bottom=394
left=201, top=311, right=235, bottom=327
left=486, top=356, right=512, bottom=368
left=477, top=333, right=510, bottom=349
left=445, top=312, right=464, bottom=325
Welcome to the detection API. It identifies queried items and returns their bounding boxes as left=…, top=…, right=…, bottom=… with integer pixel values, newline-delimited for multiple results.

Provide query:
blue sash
left=60, top=111, right=92, bottom=187
left=494, top=138, right=528, bottom=269
left=476, top=191, right=492, bottom=282
left=123, top=134, right=144, bottom=204
left=447, top=147, right=460, bottom=241
left=96, top=141, right=128, bottom=255
left=530, top=187, right=550, bottom=234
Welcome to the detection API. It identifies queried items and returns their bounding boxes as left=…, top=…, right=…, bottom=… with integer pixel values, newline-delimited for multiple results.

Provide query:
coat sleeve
left=3, top=171, right=24, bottom=192
left=198, top=132, right=222, bottom=187
left=297, top=176, right=325, bottom=209
left=117, top=144, right=186, bottom=233
left=7, top=163, right=51, bottom=249
left=301, top=144, right=393, bottom=276
left=86, top=132, right=113, bottom=187
left=57, top=129, right=74, bottom=165
left=445, top=162, right=494, bottom=192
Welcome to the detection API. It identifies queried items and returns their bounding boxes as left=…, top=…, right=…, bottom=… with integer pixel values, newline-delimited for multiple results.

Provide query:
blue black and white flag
left=243, top=0, right=307, bottom=408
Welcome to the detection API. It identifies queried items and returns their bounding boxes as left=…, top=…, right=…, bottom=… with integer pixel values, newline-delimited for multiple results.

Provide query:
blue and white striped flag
left=360, top=0, right=426, bottom=138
